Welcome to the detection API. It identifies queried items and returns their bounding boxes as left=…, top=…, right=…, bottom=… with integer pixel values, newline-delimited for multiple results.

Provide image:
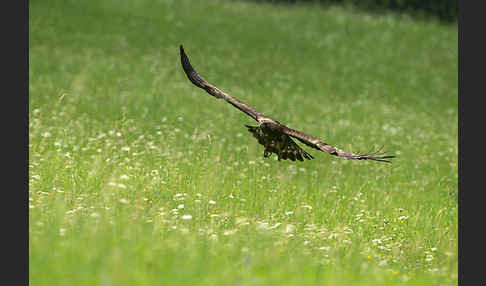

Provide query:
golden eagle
left=180, top=45, right=395, bottom=163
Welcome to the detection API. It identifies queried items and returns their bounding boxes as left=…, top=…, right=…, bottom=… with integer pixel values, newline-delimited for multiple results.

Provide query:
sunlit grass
left=29, top=0, right=457, bottom=285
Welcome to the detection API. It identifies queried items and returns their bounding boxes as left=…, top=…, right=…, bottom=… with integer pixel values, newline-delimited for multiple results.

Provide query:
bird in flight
left=179, top=45, right=395, bottom=163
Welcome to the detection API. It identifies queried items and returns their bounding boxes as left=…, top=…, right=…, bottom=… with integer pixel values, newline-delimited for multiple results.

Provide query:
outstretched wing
left=282, top=126, right=395, bottom=163
left=180, top=45, right=263, bottom=122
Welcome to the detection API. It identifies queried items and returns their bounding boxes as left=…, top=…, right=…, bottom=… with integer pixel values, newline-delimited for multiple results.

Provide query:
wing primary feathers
left=180, top=45, right=208, bottom=89
left=282, top=126, right=396, bottom=163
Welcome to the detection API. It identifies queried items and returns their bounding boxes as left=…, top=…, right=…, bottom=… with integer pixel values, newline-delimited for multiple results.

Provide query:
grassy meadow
left=29, top=0, right=458, bottom=285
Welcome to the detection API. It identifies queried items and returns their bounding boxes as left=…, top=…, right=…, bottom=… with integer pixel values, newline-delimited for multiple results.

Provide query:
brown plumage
left=180, top=45, right=395, bottom=163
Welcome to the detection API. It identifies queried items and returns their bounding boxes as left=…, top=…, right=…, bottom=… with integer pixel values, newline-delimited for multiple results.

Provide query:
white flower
left=119, top=198, right=129, bottom=204
left=268, top=222, right=281, bottom=229
left=42, top=132, right=51, bottom=138
left=173, top=193, right=185, bottom=200
left=236, top=217, right=248, bottom=225
left=209, top=200, right=216, bottom=205
left=285, top=224, right=295, bottom=233
left=223, top=229, right=237, bottom=236
left=398, top=215, right=409, bottom=221
left=181, top=214, right=192, bottom=220
left=372, top=238, right=382, bottom=245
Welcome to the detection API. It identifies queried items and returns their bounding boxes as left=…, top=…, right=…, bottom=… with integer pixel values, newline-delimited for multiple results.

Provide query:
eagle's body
left=179, top=45, right=395, bottom=163
left=246, top=123, right=314, bottom=161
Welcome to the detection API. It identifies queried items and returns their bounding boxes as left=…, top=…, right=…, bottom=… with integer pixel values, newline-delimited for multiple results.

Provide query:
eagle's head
left=258, top=118, right=280, bottom=133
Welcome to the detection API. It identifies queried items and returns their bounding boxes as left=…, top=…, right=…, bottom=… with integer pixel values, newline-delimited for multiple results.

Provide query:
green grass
left=29, top=0, right=458, bottom=285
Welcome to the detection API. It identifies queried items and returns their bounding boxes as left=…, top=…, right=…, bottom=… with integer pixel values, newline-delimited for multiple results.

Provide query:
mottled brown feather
left=245, top=125, right=314, bottom=161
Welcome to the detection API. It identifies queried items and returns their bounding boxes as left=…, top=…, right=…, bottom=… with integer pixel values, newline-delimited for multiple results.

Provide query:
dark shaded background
left=242, top=0, right=457, bottom=22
